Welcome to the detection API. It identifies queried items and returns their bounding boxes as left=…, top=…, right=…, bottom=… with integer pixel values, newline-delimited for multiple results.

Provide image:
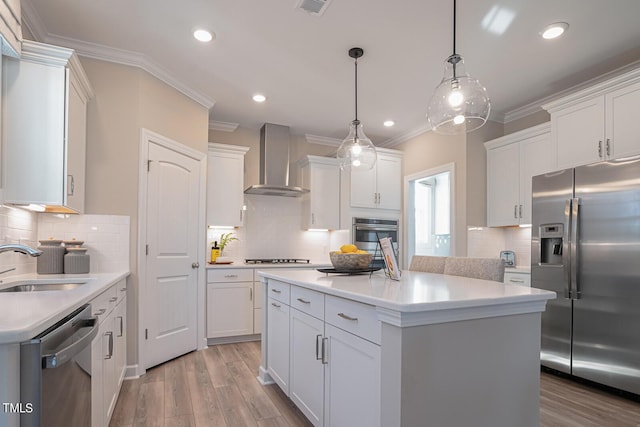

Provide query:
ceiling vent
left=295, top=0, right=333, bottom=16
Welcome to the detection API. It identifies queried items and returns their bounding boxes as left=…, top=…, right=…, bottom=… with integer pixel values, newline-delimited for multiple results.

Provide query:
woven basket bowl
left=329, top=252, right=373, bottom=269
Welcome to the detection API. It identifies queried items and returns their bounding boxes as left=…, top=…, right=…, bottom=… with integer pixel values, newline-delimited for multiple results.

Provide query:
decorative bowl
left=329, top=252, right=373, bottom=269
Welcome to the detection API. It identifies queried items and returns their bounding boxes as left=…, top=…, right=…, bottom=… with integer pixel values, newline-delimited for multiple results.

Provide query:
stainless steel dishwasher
left=20, top=304, right=98, bottom=427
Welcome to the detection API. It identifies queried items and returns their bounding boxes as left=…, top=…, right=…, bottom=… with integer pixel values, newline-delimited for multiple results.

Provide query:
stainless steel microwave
left=352, top=217, right=400, bottom=268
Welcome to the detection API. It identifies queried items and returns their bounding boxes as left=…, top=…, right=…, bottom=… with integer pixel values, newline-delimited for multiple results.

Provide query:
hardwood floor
left=110, top=342, right=640, bottom=427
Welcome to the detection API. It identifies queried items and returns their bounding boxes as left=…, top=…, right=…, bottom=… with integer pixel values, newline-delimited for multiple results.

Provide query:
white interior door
left=145, top=141, right=201, bottom=369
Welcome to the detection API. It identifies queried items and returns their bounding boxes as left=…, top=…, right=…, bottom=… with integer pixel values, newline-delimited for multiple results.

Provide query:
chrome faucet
left=0, top=244, right=43, bottom=257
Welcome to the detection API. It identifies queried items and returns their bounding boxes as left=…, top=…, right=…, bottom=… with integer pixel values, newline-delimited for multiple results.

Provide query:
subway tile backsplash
left=38, top=214, right=130, bottom=273
left=467, top=226, right=531, bottom=268
left=0, top=206, right=39, bottom=275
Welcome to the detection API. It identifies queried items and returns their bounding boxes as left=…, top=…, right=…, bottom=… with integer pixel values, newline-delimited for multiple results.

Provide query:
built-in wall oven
left=352, top=217, right=400, bottom=269
left=20, top=304, right=98, bottom=427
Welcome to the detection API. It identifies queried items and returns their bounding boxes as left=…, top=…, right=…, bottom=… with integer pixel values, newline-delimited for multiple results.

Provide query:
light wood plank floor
left=110, top=342, right=640, bottom=427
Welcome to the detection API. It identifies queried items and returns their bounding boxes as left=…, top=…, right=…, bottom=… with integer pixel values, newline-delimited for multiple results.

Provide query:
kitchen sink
left=0, top=280, right=88, bottom=293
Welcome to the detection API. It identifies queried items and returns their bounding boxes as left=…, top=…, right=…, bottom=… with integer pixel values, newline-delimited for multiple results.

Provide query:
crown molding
left=305, top=134, right=342, bottom=147
left=380, top=123, right=432, bottom=148
left=20, top=1, right=215, bottom=110
left=209, top=121, right=239, bottom=132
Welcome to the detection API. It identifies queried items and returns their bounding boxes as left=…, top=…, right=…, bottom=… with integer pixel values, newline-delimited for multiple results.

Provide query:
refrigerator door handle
left=563, top=199, right=572, bottom=299
left=571, top=197, right=581, bottom=299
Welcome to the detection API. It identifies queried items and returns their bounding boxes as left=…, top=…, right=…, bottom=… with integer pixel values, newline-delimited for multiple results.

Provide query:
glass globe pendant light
left=337, top=47, right=377, bottom=171
left=427, top=0, right=490, bottom=134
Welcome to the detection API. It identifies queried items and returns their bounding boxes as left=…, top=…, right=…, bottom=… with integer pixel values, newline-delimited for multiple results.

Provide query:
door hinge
left=145, top=328, right=148, bottom=340
left=147, top=160, right=151, bottom=172
left=146, top=244, right=149, bottom=255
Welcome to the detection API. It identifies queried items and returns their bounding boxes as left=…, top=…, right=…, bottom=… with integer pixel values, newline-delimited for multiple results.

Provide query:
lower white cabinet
left=266, top=280, right=381, bottom=427
left=504, top=271, right=531, bottom=287
left=91, top=279, right=127, bottom=427
left=323, top=324, right=380, bottom=427
left=206, top=268, right=258, bottom=338
left=267, top=297, right=290, bottom=393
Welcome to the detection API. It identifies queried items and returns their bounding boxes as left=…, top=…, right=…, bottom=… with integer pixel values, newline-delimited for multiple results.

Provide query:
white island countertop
left=258, top=269, right=555, bottom=326
left=0, top=271, right=129, bottom=344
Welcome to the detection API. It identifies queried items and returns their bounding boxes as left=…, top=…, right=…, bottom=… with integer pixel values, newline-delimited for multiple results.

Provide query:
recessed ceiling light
left=383, top=120, right=395, bottom=127
left=541, top=22, right=569, bottom=40
left=193, top=29, right=214, bottom=42
left=253, top=94, right=266, bottom=103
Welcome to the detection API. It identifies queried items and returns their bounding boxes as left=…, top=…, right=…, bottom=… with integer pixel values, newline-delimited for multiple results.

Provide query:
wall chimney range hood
left=244, top=123, right=309, bottom=197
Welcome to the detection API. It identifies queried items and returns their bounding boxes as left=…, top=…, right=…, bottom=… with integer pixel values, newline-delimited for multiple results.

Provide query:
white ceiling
left=22, top=0, right=640, bottom=145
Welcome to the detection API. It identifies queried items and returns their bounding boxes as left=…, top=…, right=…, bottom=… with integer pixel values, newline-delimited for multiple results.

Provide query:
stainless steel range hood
left=244, top=123, right=309, bottom=197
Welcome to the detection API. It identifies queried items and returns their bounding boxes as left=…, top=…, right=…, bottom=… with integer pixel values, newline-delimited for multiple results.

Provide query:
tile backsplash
left=467, top=226, right=532, bottom=267
left=207, top=195, right=349, bottom=262
left=0, top=206, right=39, bottom=275
left=38, top=214, right=130, bottom=273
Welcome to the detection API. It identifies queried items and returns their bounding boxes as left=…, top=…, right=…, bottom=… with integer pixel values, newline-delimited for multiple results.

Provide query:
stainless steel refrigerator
left=532, top=155, right=640, bottom=395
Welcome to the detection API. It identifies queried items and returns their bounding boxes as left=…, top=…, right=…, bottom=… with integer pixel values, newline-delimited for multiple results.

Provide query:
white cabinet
left=206, top=268, right=255, bottom=338
left=91, top=279, right=127, bottom=427
left=207, top=143, right=249, bottom=227
left=486, top=123, right=554, bottom=226
left=299, top=156, right=340, bottom=230
left=323, top=324, right=380, bottom=427
left=2, top=40, right=93, bottom=213
left=347, top=148, right=402, bottom=210
left=0, top=0, right=21, bottom=57
left=544, top=69, right=640, bottom=169
left=264, top=279, right=381, bottom=427
left=504, top=271, right=531, bottom=287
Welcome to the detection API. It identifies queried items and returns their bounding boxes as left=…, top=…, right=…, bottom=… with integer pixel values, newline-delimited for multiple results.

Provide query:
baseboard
left=124, top=364, right=141, bottom=379
left=207, top=334, right=261, bottom=346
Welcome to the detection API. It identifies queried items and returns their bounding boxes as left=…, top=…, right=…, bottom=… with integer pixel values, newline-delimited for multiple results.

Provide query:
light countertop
left=206, top=259, right=331, bottom=269
left=258, top=269, right=554, bottom=315
left=0, top=271, right=129, bottom=344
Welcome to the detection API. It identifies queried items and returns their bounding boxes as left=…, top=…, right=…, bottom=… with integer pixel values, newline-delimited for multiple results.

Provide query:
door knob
left=192, top=262, right=200, bottom=269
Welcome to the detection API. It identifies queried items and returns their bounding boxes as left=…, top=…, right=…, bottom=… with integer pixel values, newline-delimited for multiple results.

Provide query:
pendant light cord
left=354, top=57, right=358, bottom=121
left=452, top=0, right=457, bottom=56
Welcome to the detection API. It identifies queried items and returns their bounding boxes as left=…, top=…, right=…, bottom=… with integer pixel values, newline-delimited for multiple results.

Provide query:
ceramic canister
left=37, top=239, right=65, bottom=274
left=64, top=247, right=91, bottom=274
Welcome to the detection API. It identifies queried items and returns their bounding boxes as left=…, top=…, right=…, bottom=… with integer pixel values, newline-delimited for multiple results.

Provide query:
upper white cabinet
left=485, top=123, right=555, bottom=226
left=0, top=0, right=21, bottom=57
left=2, top=41, right=93, bottom=213
left=299, top=156, right=340, bottom=230
left=544, top=68, right=640, bottom=169
left=346, top=148, right=402, bottom=210
left=207, top=143, right=249, bottom=227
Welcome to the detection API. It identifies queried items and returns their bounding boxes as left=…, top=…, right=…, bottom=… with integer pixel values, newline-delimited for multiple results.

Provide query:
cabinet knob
left=192, top=262, right=200, bottom=269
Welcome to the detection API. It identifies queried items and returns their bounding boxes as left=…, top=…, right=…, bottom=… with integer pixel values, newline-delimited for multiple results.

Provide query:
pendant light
left=427, top=0, right=490, bottom=134
left=337, top=47, right=377, bottom=171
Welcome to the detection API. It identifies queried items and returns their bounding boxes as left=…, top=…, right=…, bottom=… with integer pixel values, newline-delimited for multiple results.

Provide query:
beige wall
left=82, top=57, right=209, bottom=366
left=504, top=110, right=550, bottom=135
left=395, top=131, right=468, bottom=255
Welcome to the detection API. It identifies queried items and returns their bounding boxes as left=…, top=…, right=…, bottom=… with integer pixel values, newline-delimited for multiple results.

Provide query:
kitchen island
left=257, top=269, right=555, bottom=427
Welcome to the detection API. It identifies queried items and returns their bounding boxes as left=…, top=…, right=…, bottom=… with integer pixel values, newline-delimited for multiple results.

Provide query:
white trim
left=136, top=128, right=208, bottom=376
left=208, top=142, right=250, bottom=155
left=403, top=163, right=456, bottom=269
left=305, top=134, right=342, bottom=147
left=376, top=300, right=548, bottom=327
left=209, top=121, right=239, bottom=132
left=483, top=122, right=551, bottom=150
left=380, top=123, right=431, bottom=148
left=297, top=155, right=339, bottom=168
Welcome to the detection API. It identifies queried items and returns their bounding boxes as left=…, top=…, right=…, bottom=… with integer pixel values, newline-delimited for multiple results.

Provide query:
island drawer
left=208, top=268, right=253, bottom=283
left=290, top=286, right=324, bottom=319
left=268, top=279, right=290, bottom=304
left=91, top=284, right=117, bottom=322
left=325, top=295, right=381, bottom=345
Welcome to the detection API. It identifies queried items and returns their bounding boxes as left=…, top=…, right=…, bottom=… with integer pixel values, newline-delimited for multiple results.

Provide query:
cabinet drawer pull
left=598, top=140, right=603, bottom=158
left=120, top=287, right=126, bottom=292
left=519, top=204, right=523, bottom=219
left=509, top=278, right=525, bottom=283
left=271, top=288, right=282, bottom=293
left=296, top=298, right=310, bottom=304
left=514, top=204, right=518, bottom=219
left=224, top=274, right=238, bottom=278
left=606, top=138, right=611, bottom=156
left=105, top=332, right=113, bottom=359
left=94, top=309, right=106, bottom=316
left=321, top=337, right=328, bottom=364
left=250, top=288, right=253, bottom=301
left=315, top=334, right=323, bottom=360
left=109, top=297, right=118, bottom=302
left=117, top=316, right=124, bottom=337
left=337, top=312, right=358, bottom=321
left=271, top=302, right=281, bottom=308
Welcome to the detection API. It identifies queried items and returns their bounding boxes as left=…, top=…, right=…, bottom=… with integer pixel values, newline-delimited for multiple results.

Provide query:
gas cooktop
left=245, top=258, right=310, bottom=264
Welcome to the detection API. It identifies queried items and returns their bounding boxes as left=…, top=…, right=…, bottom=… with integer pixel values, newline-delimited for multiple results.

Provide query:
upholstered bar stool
left=408, top=255, right=447, bottom=274
left=443, top=257, right=505, bottom=282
